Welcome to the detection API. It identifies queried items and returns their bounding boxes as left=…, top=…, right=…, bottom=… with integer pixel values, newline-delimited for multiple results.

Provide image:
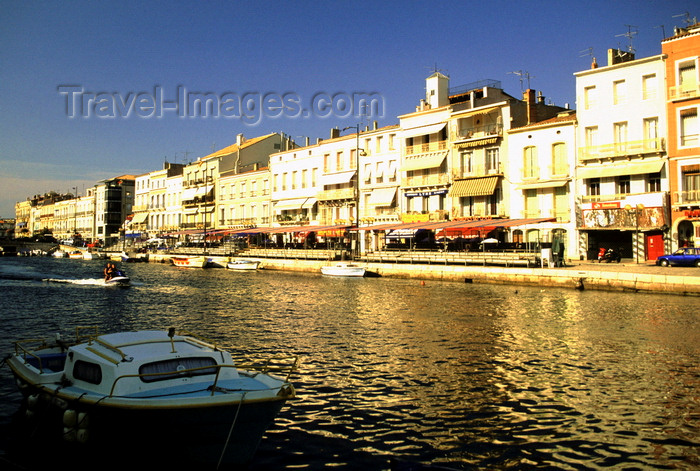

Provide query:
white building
left=507, top=110, right=578, bottom=259
left=574, top=49, right=669, bottom=261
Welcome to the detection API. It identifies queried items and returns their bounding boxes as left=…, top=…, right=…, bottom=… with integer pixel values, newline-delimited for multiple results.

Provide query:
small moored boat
left=6, top=327, right=297, bottom=467
left=171, top=256, right=209, bottom=268
left=226, top=259, right=260, bottom=271
left=320, top=262, right=366, bottom=277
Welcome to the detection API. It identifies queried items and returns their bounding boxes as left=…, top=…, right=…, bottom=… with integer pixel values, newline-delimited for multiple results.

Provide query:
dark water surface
left=0, top=257, right=698, bottom=470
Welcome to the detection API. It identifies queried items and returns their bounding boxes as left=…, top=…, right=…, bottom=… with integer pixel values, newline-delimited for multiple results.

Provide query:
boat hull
left=321, top=265, right=366, bottom=277
left=227, top=260, right=260, bottom=270
left=105, top=276, right=130, bottom=287
left=172, top=256, right=209, bottom=268
left=10, top=377, right=286, bottom=467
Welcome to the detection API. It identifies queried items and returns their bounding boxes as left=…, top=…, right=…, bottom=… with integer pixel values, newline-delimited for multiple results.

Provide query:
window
left=523, top=146, right=538, bottom=179
left=682, top=166, right=700, bottom=201
left=460, top=150, right=473, bottom=176
left=613, top=80, right=626, bottom=105
left=552, top=143, right=567, bottom=175
left=584, top=86, right=596, bottom=109
left=524, top=189, right=538, bottom=217
left=617, top=175, right=631, bottom=195
left=647, top=172, right=661, bottom=192
left=644, top=117, right=659, bottom=150
left=486, top=148, right=499, bottom=173
left=678, top=59, right=697, bottom=94
left=585, top=126, right=598, bottom=148
left=73, top=360, right=102, bottom=385
left=301, top=170, right=307, bottom=189
left=614, top=122, right=628, bottom=152
left=588, top=178, right=600, bottom=196
left=680, top=108, right=698, bottom=147
left=642, top=74, right=657, bottom=100
left=139, top=357, right=217, bottom=383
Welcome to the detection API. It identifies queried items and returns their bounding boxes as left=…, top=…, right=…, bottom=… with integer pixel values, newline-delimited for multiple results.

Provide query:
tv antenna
left=654, top=24, right=666, bottom=40
left=615, top=24, right=637, bottom=53
left=673, top=12, right=697, bottom=28
left=508, top=70, right=533, bottom=91
left=425, top=64, right=449, bottom=77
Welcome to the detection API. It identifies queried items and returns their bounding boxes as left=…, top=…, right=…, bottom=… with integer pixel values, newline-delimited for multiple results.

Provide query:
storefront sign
left=592, top=202, right=620, bottom=209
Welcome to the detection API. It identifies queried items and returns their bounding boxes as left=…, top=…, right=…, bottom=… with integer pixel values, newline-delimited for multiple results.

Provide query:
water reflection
left=0, top=258, right=698, bottom=470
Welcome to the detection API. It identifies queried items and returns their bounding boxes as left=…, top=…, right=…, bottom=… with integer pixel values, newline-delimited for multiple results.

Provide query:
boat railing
left=107, top=357, right=299, bottom=397
left=13, top=338, right=52, bottom=373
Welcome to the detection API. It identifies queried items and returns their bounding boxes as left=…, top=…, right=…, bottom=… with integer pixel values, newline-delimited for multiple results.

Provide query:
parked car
left=656, top=247, right=700, bottom=267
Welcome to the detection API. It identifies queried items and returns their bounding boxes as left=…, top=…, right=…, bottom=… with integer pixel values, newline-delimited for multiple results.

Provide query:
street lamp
left=342, top=125, right=362, bottom=259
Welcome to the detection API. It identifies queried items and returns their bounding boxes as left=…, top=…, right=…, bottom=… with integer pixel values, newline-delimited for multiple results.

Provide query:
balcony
left=318, top=187, right=355, bottom=201
left=402, top=173, right=450, bottom=187
left=405, top=140, right=447, bottom=155
left=578, top=138, right=664, bottom=161
left=674, top=189, right=700, bottom=205
left=455, top=123, right=502, bottom=141
left=453, top=163, right=502, bottom=179
left=669, top=83, right=700, bottom=100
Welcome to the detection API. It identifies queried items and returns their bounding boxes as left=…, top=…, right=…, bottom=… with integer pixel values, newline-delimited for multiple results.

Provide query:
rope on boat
left=216, top=391, right=246, bottom=470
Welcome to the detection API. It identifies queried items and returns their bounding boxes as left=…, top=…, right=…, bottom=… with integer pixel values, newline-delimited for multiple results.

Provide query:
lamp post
left=342, top=124, right=362, bottom=259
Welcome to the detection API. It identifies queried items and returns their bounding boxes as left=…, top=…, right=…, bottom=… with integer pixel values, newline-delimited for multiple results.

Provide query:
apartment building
left=182, top=133, right=289, bottom=236
left=93, top=175, right=135, bottom=245
left=507, top=110, right=578, bottom=258
left=217, top=165, right=271, bottom=229
left=663, top=22, right=700, bottom=248
left=574, top=49, right=669, bottom=261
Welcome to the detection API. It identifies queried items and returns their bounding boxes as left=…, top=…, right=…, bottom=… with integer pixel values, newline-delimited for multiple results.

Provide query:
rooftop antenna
left=673, top=12, right=696, bottom=28
left=425, top=63, right=449, bottom=77
left=654, top=24, right=667, bottom=40
left=615, top=24, right=637, bottom=53
left=508, top=70, right=533, bottom=91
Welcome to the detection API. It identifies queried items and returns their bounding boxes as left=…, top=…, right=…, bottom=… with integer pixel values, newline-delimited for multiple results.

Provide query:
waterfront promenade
left=139, top=249, right=700, bottom=296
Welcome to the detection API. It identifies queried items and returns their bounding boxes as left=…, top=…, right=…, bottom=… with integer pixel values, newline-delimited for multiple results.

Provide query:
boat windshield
left=138, top=357, right=218, bottom=382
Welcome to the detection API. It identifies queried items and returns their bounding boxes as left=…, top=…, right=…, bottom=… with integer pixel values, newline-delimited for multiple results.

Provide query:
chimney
left=373, top=120, right=378, bottom=130
left=524, top=89, right=537, bottom=125
left=236, top=133, right=245, bottom=146
left=591, top=57, right=598, bottom=69
left=305, top=137, right=310, bottom=146
left=330, top=127, right=340, bottom=139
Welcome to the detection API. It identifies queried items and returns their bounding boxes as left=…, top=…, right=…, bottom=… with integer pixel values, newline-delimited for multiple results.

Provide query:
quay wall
left=138, top=253, right=700, bottom=296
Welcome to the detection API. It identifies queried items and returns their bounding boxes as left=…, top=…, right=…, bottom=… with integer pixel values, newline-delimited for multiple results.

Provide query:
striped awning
left=401, top=122, right=446, bottom=138
left=449, top=176, right=499, bottom=197
left=403, top=152, right=447, bottom=171
left=578, top=160, right=665, bottom=179
left=368, top=187, right=397, bottom=206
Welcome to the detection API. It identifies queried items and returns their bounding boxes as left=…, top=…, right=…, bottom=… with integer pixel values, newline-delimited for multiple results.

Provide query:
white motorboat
left=52, top=250, right=67, bottom=258
left=320, top=262, right=366, bottom=277
left=7, top=327, right=297, bottom=467
left=68, top=251, right=84, bottom=259
left=227, top=259, right=260, bottom=270
left=171, top=256, right=209, bottom=268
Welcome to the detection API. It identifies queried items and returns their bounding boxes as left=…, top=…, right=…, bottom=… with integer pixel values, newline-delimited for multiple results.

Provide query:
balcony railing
left=453, top=163, right=502, bottom=178
left=669, top=83, right=700, bottom=100
left=405, top=140, right=447, bottom=155
left=318, top=187, right=355, bottom=201
left=455, top=123, right=502, bottom=141
left=402, top=173, right=450, bottom=187
left=674, top=189, right=700, bottom=205
left=578, top=138, right=665, bottom=161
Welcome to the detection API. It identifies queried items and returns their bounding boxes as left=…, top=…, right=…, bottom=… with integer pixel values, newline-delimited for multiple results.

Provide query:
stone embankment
left=132, top=252, right=700, bottom=296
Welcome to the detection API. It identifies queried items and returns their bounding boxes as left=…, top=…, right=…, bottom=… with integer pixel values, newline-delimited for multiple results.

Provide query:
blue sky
left=1, top=0, right=697, bottom=217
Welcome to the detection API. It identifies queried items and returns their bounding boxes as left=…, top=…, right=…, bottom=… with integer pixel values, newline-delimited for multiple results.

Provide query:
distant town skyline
left=1, top=0, right=698, bottom=217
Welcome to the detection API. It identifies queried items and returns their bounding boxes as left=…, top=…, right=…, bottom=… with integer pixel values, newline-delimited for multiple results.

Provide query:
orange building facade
left=663, top=23, right=700, bottom=248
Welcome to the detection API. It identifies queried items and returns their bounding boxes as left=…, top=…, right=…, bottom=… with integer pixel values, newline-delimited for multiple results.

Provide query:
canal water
left=0, top=257, right=698, bottom=470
